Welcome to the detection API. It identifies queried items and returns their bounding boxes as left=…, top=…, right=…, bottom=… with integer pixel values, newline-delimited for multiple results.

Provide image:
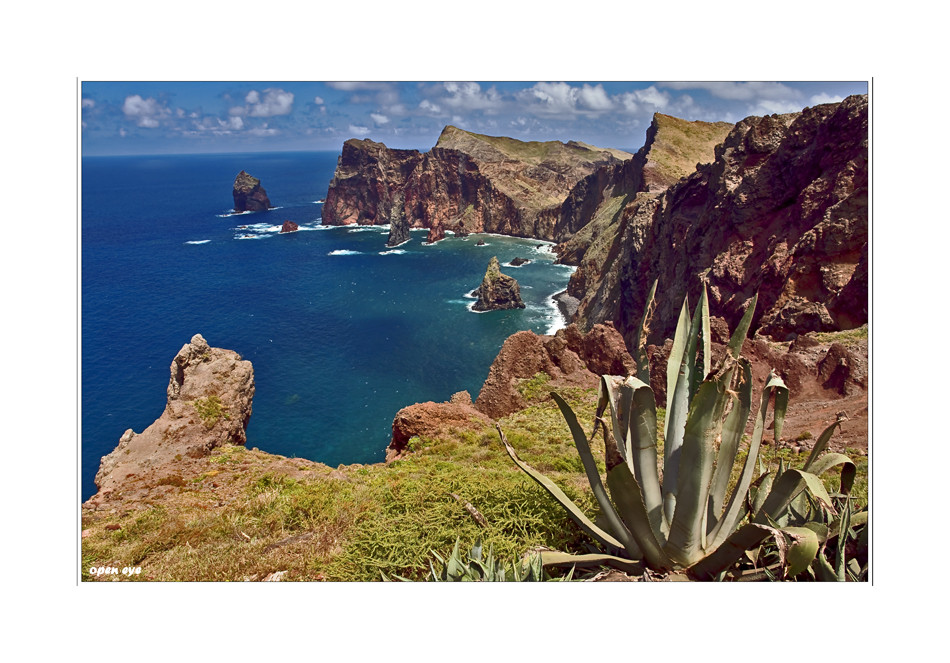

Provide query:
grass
left=812, top=324, right=869, bottom=345
left=82, top=379, right=868, bottom=581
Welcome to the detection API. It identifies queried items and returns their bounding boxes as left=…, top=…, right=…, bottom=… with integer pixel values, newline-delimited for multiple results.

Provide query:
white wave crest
left=185, top=239, right=211, bottom=245
left=380, top=249, right=406, bottom=255
left=329, top=249, right=361, bottom=256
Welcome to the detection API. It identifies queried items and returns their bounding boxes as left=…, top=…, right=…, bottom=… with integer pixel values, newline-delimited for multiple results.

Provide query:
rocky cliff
left=323, top=126, right=631, bottom=241
left=88, top=334, right=254, bottom=502
left=233, top=170, right=271, bottom=212
left=471, top=256, right=525, bottom=311
left=570, top=95, right=869, bottom=345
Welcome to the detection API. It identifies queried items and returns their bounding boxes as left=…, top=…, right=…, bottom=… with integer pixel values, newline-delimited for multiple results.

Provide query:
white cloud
left=810, top=93, right=844, bottom=106
left=348, top=124, right=370, bottom=135
left=662, top=82, right=800, bottom=102
left=370, top=113, right=389, bottom=125
left=122, top=94, right=171, bottom=128
left=230, top=88, right=294, bottom=117
left=518, top=82, right=615, bottom=117
left=419, top=99, right=442, bottom=114
left=248, top=124, right=279, bottom=136
left=313, top=96, right=325, bottom=105
left=441, top=82, right=503, bottom=112
left=81, top=98, right=95, bottom=109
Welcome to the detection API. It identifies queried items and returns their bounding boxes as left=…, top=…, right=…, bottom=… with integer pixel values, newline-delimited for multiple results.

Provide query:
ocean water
left=81, top=151, right=574, bottom=500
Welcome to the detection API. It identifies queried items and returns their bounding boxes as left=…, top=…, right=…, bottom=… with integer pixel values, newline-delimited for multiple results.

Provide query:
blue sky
left=80, top=81, right=868, bottom=156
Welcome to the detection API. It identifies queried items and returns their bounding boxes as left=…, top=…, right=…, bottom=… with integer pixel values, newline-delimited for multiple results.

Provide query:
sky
left=79, top=80, right=868, bottom=156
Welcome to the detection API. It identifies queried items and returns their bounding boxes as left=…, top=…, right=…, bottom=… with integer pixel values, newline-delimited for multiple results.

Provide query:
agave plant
left=386, top=538, right=559, bottom=582
left=499, top=280, right=858, bottom=580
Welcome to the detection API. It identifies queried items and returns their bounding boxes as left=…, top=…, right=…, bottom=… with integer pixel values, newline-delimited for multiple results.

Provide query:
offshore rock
left=472, top=257, right=525, bottom=311
left=91, top=334, right=255, bottom=497
left=386, top=193, right=409, bottom=247
left=279, top=220, right=299, bottom=233
left=232, top=170, right=271, bottom=212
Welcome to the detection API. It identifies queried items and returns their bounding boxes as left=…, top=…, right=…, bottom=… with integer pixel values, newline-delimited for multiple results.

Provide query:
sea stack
left=232, top=170, right=271, bottom=213
left=279, top=220, right=299, bottom=233
left=472, top=256, right=525, bottom=311
left=386, top=193, right=409, bottom=247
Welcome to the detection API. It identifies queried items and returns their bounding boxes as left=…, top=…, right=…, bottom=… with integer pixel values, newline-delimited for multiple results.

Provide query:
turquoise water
left=81, top=152, right=574, bottom=499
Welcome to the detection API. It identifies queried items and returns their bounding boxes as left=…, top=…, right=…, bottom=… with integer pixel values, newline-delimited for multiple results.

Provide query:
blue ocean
left=81, top=151, right=574, bottom=500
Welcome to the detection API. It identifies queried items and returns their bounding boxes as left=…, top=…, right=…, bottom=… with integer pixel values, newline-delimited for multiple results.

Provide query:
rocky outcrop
left=388, top=391, right=493, bottom=461
left=233, top=171, right=271, bottom=212
left=91, top=334, right=254, bottom=498
left=280, top=220, right=299, bottom=233
left=323, top=127, right=631, bottom=241
left=472, top=257, right=525, bottom=311
left=386, top=192, right=409, bottom=247
left=474, top=323, right=636, bottom=419
left=571, top=95, right=869, bottom=345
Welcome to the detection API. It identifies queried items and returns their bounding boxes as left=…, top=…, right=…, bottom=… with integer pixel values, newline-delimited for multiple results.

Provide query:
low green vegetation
left=192, top=395, right=229, bottom=429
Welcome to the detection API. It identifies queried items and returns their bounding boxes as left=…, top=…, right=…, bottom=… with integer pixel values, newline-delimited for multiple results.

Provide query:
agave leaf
left=813, top=551, right=839, bottom=581
left=725, top=293, right=758, bottom=362
left=756, top=469, right=837, bottom=526
left=635, top=279, right=658, bottom=384
left=707, top=359, right=753, bottom=531
left=708, top=371, right=788, bottom=549
left=782, top=526, right=820, bottom=578
left=665, top=377, right=728, bottom=566
left=689, top=522, right=783, bottom=581
left=692, top=285, right=712, bottom=398
left=620, top=376, right=666, bottom=538
left=835, top=498, right=851, bottom=581
left=828, top=509, right=868, bottom=540
left=606, top=461, right=674, bottom=570
left=550, top=393, right=642, bottom=558
left=539, top=551, right=645, bottom=575
left=498, top=424, right=628, bottom=556
left=806, top=452, right=857, bottom=496
left=664, top=299, right=691, bottom=441
left=802, top=418, right=844, bottom=472
left=663, top=294, right=705, bottom=523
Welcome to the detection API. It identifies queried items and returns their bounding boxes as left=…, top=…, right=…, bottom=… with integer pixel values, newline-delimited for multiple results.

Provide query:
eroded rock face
left=572, top=95, right=868, bottom=345
left=92, top=334, right=255, bottom=496
left=280, top=220, right=299, bottom=233
left=472, top=257, right=525, bottom=311
left=233, top=171, right=271, bottom=212
left=473, top=323, right=636, bottom=419
left=323, top=127, right=630, bottom=241
left=386, top=192, right=409, bottom=247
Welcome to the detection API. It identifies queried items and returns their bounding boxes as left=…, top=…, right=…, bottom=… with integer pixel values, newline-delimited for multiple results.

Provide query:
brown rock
left=474, top=323, right=635, bottom=419
left=817, top=342, right=866, bottom=396
left=232, top=171, right=271, bottom=213
left=323, top=128, right=630, bottom=240
left=91, top=334, right=255, bottom=496
left=472, top=257, right=525, bottom=311
left=389, top=399, right=493, bottom=460
left=279, top=220, right=299, bottom=233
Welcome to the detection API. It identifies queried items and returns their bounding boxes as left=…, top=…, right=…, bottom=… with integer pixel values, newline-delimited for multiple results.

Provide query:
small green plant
left=192, top=395, right=229, bottom=429
left=384, top=538, right=563, bottom=582
left=499, top=280, right=859, bottom=580
left=517, top=372, right=552, bottom=401
left=795, top=431, right=814, bottom=442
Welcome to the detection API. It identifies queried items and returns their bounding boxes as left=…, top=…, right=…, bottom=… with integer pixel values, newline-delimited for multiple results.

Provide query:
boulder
left=232, top=170, right=271, bottom=212
left=472, top=257, right=525, bottom=311
left=279, top=220, right=299, bottom=233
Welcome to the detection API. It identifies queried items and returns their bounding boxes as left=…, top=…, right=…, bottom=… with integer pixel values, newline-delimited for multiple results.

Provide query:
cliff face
left=573, top=95, right=869, bottom=345
left=323, top=127, right=631, bottom=241
left=90, top=334, right=255, bottom=500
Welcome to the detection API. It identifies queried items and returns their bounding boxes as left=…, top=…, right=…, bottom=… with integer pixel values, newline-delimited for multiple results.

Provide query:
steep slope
left=322, top=127, right=631, bottom=241
left=571, top=95, right=869, bottom=345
